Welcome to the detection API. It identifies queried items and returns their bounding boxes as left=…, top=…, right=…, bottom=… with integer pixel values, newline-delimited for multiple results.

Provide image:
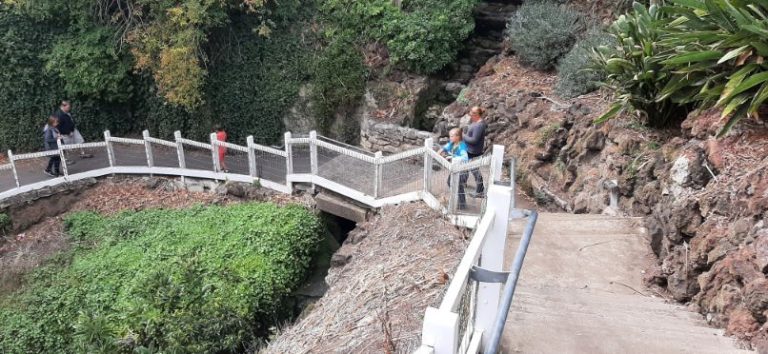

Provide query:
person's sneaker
left=79, top=153, right=94, bottom=158
left=44, top=170, right=56, bottom=177
left=468, top=191, right=486, bottom=198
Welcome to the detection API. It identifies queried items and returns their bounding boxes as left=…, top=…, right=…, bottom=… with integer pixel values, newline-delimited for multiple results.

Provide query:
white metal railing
left=416, top=157, right=520, bottom=354
left=0, top=130, right=500, bottom=222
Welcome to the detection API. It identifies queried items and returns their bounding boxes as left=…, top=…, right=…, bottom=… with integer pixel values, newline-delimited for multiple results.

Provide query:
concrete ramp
left=502, top=213, right=751, bottom=354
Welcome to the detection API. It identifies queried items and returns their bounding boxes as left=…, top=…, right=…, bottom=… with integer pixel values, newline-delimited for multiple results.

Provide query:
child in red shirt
left=214, top=125, right=228, bottom=173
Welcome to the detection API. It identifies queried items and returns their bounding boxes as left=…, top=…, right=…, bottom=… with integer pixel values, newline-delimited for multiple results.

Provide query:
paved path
left=502, top=213, right=751, bottom=353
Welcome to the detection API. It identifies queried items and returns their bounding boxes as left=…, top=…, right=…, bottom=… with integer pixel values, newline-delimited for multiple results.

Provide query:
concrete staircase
left=501, top=213, right=752, bottom=354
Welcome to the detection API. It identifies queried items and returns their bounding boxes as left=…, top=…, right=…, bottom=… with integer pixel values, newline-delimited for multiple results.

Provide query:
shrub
left=0, top=203, right=321, bottom=353
left=0, top=213, right=9, bottom=235
left=384, top=0, right=477, bottom=73
left=555, top=29, right=613, bottom=99
left=656, top=0, right=768, bottom=136
left=310, top=39, right=367, bottom=138
left=320, top=0, right=477, bottom=74
left=593, top=2, right=689, bottom=128
left=44, top=27, right=132, bottom=102
left=505, top=1, right=585, bottom=70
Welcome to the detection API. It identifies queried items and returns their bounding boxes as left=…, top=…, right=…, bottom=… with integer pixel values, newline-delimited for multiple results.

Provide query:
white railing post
left=247, top=135, right=257, bottom=177
left=174, top=131, right=186, bottom=183
left=475, top=147, right=512, bottom=350
left=284, top=132, right=293, bottom=175
left=420, top=307, right=459, bottom=353
left=309, top=130, right=318, bottom=175
left=510, top=156, right=516, bottom=209
left=374, top=151, right=383, bottom=198
left=7, top=150, right=19, bottom=188
left=210, top=132, right=220, bottom=173
left=174, top=131, right=186, bottom=169
left=103, top=131, right=115, bottom=168
left=491, top=145, right=504, bottom=184
left=423, top=138, right=433, bottom=194
left=448, top=160, right=460, bottom=213
left=142, top=130, right=154, bottom=170
left=56, top=138, right=69, bottom=178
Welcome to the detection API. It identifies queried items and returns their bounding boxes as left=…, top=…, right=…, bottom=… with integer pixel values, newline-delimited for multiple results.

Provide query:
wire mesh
left=62, top=146, right=110, bottom=174
left=220, top=147, right=249, bottom=175
left=453, top=162, right=491, bottom=216
left=379, top=154, right=424, bottom=198
left=13, top=156, right=59, bottom=186
left=427, top=157, right=452, bottom=209
left=318, top=135, right=375, bottom=157
left=181, top=143, right=214, bottom=171
left=0, top=165, right=17, bottom=193
left=316, top=145, right=375, bottom=196
left=456, top=267, right=479, bottom=353
left=253, top=149, right=287, bottom=184
left=112, top=142, right=148, bottom=167
left=290, top=143, right=311, bottom=174
left=148, top=142, right=180, bottom=169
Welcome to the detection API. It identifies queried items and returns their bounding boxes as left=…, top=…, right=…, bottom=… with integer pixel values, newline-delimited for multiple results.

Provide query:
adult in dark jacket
left=462, top=106, right=487, bottom=197
left=55, top=100, right=92, bottom=162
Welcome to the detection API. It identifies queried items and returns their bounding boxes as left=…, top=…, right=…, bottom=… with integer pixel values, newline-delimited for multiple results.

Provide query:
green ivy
left=0, top=213, right=10, bottom=235
left=44, top=26, right=132, bottom=102
left=310, top=39, right=367, bottom=139
left=319, top=0, right=477, bottom=74
left=0, top=1, right=311, bottom=151
left=0, top=203, right=321, bottom=353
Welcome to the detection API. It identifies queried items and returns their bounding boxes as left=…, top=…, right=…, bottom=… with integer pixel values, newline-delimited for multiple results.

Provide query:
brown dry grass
left=263, top=203, right=468, bottom=354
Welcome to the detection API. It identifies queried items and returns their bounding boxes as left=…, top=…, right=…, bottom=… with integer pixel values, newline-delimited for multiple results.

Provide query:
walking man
left=55, top=100, right=92, bottom=163
left=463, top=106, right=487, bottom=198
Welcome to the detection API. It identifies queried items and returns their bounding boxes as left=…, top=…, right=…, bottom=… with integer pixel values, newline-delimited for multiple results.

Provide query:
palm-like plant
left=659, top=0, right=768, bottom=136
left=594, top=2, right=690, bottom=127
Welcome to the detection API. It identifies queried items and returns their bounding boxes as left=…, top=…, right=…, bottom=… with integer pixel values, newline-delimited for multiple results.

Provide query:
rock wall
left=0, top=179, right=98, bottom=233
left=360, top=119, right=433, bottom=153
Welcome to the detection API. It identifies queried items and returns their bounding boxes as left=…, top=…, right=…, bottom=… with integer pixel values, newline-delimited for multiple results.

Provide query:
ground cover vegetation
left=507, top=0, right=766, bottom=135
left=0, top=202, right=321, bottom=353
left=595, top=0, right=768, bottom=134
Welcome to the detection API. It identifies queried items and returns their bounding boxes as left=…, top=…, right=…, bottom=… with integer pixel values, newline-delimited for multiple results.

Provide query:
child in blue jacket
left=440, top=128, right=469, bottom=210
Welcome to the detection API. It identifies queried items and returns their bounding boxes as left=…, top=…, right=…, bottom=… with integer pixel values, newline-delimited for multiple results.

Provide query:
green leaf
left=748, top=82, right=768, bottom=113
left=594, top=102, right=624, bottom=124
left=662, top=51, right=723, bottom=65
left=717, top=45, right=750, bottom=64
left=725, top=71, right=768, bottom=100
left=720, top=92, right=750, bottom=118
left=717, top=104, right=750, bottom=137
left=670, top=0, right=707, bottom=10
left=717, top=63, right=757, bottom=104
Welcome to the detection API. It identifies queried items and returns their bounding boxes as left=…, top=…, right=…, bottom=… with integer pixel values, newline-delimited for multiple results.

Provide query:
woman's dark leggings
left=46, top=155, right=61, bottom=175
left=467, top=152, right=485, bottom=194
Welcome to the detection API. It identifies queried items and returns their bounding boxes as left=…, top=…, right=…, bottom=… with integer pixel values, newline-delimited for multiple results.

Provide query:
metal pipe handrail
left=484, top=209, right=538, bottom=354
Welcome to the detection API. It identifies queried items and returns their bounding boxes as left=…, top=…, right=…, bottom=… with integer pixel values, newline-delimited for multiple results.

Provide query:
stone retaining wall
left=360, top=120, right=434, bottom=153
